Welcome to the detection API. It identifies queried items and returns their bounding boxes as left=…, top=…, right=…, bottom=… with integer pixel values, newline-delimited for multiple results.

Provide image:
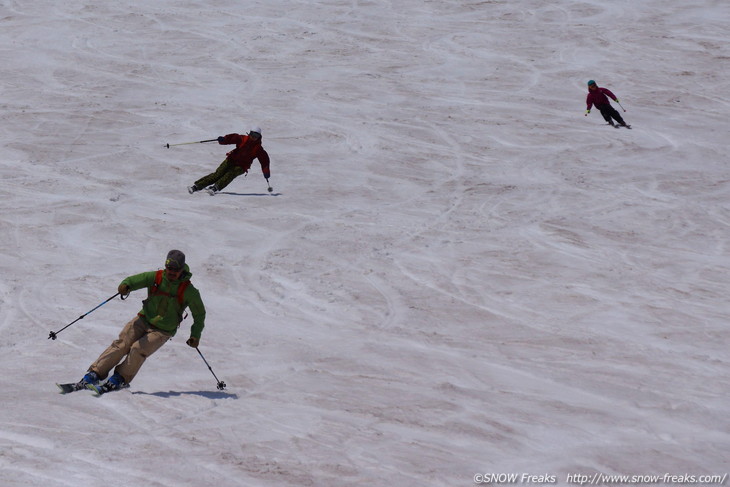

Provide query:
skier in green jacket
left=78, top=250, right=206, bottom=393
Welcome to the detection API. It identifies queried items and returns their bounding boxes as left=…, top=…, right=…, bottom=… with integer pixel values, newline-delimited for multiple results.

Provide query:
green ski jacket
left=120, top=265, right=206, bottom=338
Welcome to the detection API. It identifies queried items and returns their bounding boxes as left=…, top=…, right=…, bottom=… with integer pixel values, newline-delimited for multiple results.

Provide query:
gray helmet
left=165, top=250, right=185, bottom=271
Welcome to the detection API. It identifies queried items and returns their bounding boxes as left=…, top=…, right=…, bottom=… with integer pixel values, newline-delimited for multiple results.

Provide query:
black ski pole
left=196, top=347, right=226, bottom=390
left=266, top=177, right=273, bottom=193
left=165, top=139, right=217, bottom=149
left=48, top=292, right=122, bottom=340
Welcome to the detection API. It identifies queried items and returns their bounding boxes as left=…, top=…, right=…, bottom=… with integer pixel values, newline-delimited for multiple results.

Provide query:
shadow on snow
left=132, top=390, right=239, bottom=399
left=217, top=191, right=281, bottom=197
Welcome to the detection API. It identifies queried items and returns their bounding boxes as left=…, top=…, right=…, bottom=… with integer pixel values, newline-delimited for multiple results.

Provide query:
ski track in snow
left=1, top=0, right=729, bottom=486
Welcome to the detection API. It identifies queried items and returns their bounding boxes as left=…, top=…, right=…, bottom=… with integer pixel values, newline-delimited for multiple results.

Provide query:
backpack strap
left=176, top=280, right=190, bottom=306
left=236, top=134, right=261, bottom=151
left=149, top=269, right=165, bottom=297
left=150, top=269, right=189, bottom=306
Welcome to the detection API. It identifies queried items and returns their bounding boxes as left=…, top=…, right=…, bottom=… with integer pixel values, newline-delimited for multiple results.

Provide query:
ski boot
left=87, top=373, right=128, bottom=395
left=57, top=371, right=100, bottom=394
left=81, top=371, right=100, bottom=386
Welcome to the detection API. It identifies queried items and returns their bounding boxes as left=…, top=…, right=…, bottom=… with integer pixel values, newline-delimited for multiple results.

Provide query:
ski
left=85, top=383, right=105, bottom=396
left=613, top=124, right=632, bottom=129
left=56, top=382, right=87, bottom=394
left=86, top=382, right=129, bottom=397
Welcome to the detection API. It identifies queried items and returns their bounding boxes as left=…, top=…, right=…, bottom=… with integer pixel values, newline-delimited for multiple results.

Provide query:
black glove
left=186, top=336, right=200, bottom=348
left=118, top=283, right=130, bottom=296
left=217, top=136, right=225, bottom=144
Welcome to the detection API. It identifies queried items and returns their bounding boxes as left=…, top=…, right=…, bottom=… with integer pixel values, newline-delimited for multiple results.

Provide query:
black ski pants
left=596, top=103, right=625, bottom=125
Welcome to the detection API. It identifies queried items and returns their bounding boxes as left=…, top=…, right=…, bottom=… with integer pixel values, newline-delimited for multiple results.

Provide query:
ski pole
left=266, top=177, right=273, bottom=193
left=196, top=347, right=227, bottom=390
left=165, top=139, right=217, bottom=149
left=616, top=100, right=626, bottom=112
left=48, top=292, right=122, bottom=340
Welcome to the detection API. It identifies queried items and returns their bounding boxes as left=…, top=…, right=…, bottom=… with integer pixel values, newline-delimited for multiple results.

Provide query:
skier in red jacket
left=584, top=80, right=630, bottom=128
left=188, top=126, right=271, bottom=195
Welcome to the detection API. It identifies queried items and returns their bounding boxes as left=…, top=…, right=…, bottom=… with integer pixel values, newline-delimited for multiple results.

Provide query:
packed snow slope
left=1, top=1, right=729, bottom=486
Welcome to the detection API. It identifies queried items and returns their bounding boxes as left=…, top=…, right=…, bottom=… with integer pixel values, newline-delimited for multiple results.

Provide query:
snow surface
left=1, top=0, right=729, bottom=485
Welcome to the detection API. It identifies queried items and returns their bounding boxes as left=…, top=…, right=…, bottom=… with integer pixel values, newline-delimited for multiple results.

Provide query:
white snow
left=1, top=0, right=728, bottom=485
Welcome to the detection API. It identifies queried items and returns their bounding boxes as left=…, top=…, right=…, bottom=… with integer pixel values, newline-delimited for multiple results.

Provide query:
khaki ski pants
left=89, top=316, right=171, bottom=384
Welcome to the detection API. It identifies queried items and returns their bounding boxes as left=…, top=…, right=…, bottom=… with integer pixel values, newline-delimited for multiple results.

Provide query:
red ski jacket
left=219, top=133, right=270, bottom=178
left=586, top=87, right=618, bottom=110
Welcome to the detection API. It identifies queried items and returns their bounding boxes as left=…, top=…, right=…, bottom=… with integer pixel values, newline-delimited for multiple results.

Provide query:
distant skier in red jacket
left=188, top=126, right=271, bottom=195
left=584, top=80, right=630, bottom=128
